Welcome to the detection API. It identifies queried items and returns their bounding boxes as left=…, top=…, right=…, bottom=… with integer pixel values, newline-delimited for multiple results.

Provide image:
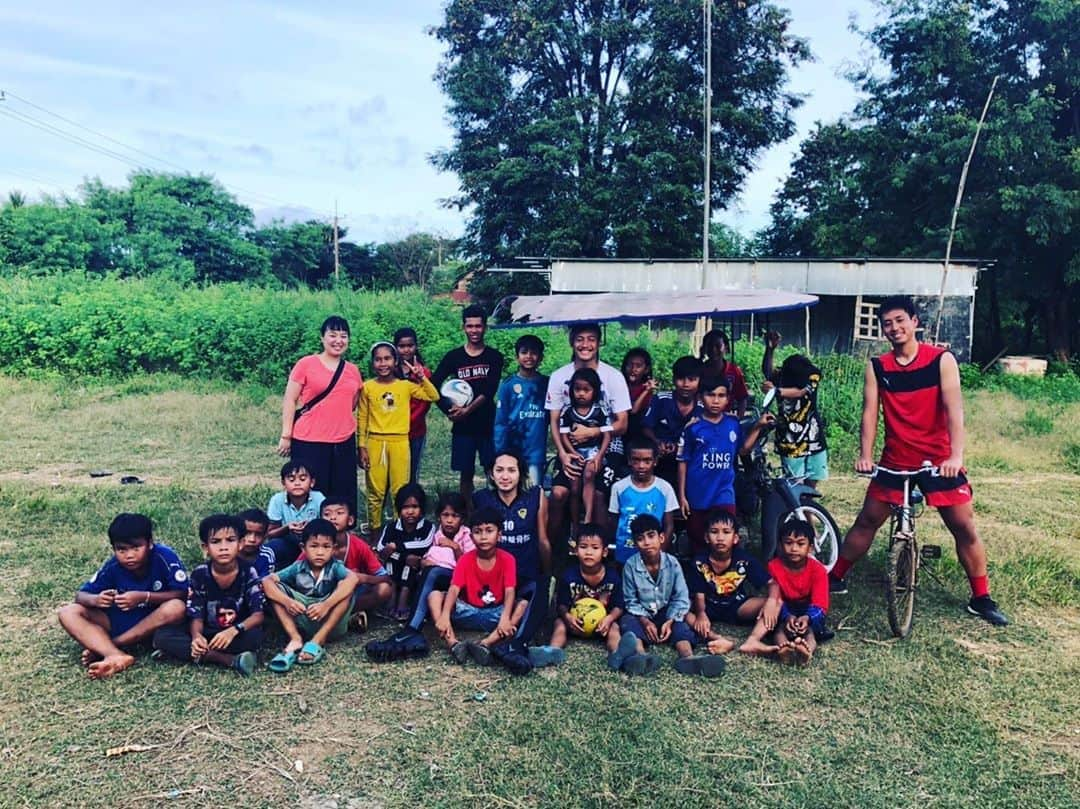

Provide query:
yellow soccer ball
left=570, top=597, right=607, bottom=637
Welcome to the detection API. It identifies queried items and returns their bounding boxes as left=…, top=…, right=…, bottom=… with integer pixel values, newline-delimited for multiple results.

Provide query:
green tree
left=432, top=0, right=809, bottom=263
left=251, top=220, right=335, bottom=286
left=765, top=0, right=1079, bottom=359
left=82, top=172, right=271, bottom=283
left=0, top=196, right=116, bottom=275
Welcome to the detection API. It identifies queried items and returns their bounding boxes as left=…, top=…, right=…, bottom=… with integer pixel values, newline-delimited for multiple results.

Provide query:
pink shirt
left=289, top=355, right=363, bottom=443
left=423, top=526, right=475, bottom=571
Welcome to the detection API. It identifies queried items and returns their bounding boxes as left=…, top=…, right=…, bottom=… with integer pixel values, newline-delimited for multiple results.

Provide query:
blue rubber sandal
left=297, top=641, right=325, bottom=665
left=267, top=650, right=297, bottom=674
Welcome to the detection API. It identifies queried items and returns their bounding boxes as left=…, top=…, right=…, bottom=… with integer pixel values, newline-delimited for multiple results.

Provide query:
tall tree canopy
left=432, top=0, right=809, bottom=262
left=764, top=0, right=1078, bottom=359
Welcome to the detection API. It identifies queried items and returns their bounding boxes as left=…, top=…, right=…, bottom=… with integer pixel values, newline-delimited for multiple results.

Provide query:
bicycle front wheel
left=785, top=503, right=842, bottom=573
left=885, top=538, right=917, bottom=638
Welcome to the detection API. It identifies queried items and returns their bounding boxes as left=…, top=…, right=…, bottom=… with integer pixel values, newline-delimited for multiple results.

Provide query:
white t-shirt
left=545, top=360, right=631, bottom=414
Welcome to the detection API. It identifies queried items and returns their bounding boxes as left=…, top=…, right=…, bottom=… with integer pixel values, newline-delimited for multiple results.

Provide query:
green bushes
left=0, top=276, right=468, bottom=386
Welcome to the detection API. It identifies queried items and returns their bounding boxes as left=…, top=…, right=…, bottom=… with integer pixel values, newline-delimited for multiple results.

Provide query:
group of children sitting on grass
left=59, top=453, right=828, bottom=680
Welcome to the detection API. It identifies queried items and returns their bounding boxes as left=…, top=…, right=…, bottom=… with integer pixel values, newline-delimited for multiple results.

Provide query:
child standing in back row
left=393, top=327, right=433, bottom=484
left=358, top=341, right=439, bottom=531
left=494, top=334, right=549, bottom=488
left=678, top=376, right=774, bottom=552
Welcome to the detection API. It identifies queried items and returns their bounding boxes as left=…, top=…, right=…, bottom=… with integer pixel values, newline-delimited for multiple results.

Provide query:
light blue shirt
left=621, top=552, right=690, bottom=621
left=267, top=490, right=325, bottom=526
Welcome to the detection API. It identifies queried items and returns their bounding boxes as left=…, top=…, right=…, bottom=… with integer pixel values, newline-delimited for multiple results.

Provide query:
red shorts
left=867, top=467, right=973, bottom=508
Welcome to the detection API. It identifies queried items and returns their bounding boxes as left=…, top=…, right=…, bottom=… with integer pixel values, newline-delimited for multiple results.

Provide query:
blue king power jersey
left=473, top=487, right=541, bottom=580
left=676, top=415, right=742, bottom=509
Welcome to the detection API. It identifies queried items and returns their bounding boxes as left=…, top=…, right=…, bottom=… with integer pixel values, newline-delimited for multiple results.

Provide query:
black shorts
left=551, top=452, right=627, bottom=494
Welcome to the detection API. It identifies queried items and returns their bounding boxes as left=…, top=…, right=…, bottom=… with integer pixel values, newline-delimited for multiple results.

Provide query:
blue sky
left=0, top=1, right=879, bottom=244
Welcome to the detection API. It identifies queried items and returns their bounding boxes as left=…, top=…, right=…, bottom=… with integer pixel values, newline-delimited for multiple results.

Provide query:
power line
left=0, top=89, right=334, bottom=218
left=0, top=167, right=71, bottom=194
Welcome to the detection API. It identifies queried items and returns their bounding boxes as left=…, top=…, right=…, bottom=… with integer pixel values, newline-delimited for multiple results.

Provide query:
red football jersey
left=873, top=343, right=952, bottom=470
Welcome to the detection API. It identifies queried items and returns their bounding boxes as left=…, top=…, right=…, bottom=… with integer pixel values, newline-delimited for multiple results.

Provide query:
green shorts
left=278, top=585, right=352, bottom=641
left=781, top=450, right=829, bottom=482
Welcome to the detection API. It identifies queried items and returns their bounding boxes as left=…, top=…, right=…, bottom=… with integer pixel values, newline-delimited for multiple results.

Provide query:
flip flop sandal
left=450, top=641, right=471, bottom=665
left=296, top=641, right=325, bottom=665
left=267, top=650, right=298, bottom=673
left=119, top=475, right=145, bottom=485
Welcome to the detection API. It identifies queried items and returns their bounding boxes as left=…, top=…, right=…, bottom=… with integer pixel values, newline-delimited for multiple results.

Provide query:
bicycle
left=865, top=462, right=943, bottom=638
left=738, top=388, right=842, bottom=571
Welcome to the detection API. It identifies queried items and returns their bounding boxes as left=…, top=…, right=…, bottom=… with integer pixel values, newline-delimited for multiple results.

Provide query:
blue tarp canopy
left=493, top=290, right=818, bottom=329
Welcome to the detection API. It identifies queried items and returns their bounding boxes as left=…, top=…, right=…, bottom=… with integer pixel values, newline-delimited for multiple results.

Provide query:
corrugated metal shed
left=547, top=258, right=981, bottom=297
left=498, top=289, right=817, bottom=328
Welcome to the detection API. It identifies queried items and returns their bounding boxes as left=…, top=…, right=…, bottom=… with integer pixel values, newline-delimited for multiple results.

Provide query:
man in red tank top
left=829, top=296, right=1007, bottom=626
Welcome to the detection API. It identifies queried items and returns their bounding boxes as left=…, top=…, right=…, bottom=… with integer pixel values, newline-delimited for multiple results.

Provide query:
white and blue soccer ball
left=440, top=378, right=475, bottom=408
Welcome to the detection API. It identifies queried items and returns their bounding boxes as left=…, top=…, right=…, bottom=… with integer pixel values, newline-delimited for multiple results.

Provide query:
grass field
left=0, top=373, right=1077, bottom=808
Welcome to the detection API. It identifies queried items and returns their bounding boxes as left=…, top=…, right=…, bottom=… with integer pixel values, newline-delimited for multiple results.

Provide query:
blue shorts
left=451, top=434, right=496, bottom=475
left=618, top=611, right=696, bottom=648
left=452, top=601, right=503, bottom=632
left=781, top=450, right=829, bottom=482
left=705, top=600, right=754, bottom=626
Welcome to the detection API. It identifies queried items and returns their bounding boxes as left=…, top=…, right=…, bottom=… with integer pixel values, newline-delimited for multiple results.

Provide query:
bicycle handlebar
left=858, top=462, right=940, bottom=478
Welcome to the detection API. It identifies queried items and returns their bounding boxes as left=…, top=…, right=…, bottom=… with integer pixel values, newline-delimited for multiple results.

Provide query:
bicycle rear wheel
left=885, top=537, right=917, bottom=638
left=787, top=502, right=841, bottom=573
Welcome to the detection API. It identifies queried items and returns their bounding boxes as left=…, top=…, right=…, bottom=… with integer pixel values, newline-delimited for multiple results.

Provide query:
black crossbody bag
left=294, top=360, right=346, bottom=426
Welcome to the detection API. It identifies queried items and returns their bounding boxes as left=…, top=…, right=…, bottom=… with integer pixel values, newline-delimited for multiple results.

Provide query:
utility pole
left=701, top=0, right=712, bottom=290
left=333, top=200, right=340, bottom=282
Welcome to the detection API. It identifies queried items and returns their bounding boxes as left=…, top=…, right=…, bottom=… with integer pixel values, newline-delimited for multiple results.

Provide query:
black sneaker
left=967, top=596, right=1008, bottom=626
left=491, top=640, right=533, bottom=676
left=828, top=576, right=848, bottom=595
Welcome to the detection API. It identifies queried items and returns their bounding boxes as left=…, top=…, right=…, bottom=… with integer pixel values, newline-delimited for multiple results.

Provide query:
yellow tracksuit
left=358, top=376, right=439, bottom=529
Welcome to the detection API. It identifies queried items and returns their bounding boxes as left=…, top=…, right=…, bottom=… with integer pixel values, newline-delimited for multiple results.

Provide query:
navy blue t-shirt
left=643, top=393, right=703, bottom=444
left=186, top=563, right=265, bottom=633
left=685, top=549, right=770, bottom=616
left=79, top=543, right=189, bottom=637
left=557, top=565, right=623, bottom=612
left=472, top=486, right=542, bottom=580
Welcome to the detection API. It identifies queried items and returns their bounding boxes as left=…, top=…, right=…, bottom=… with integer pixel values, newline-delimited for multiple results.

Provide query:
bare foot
left=87, top=653, right=135, bottom=679
left=707, top=636, right=736, bottom=655
left=776, top=642, right=796, bottom=666
left=792, top=637, right=813, bottom=666
left=283, top=639, right=304, bottom=655
left=80, top=648, right=102, bottom=668
left=738, top=638, right=780, bottom=657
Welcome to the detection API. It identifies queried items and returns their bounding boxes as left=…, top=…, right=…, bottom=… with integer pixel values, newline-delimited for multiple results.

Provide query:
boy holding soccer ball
left=531, top=524, right=626, bottom=669
left=432, top=305, right=504, bottom=499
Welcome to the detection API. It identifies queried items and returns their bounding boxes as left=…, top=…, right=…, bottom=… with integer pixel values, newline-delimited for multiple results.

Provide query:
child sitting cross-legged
left=152, top=514, right=265, bottom=676
left=429, top=507, right=531, bottom=674
left=375, top=483, right=436, bottom=621
left=533, top=524, right=624, bottom=670
left=685, top=510, right=776, bottom=655
left=58, top=513, right=188, bottom=679
left=618, top=514, right=726, bottom=677
left=262, top=518, right=359, bottom=672
left=319, top=497, right=393, bottom=625
left=740, top=518, right=829, bottom=665
left=236, top=508, right=275, bottom=579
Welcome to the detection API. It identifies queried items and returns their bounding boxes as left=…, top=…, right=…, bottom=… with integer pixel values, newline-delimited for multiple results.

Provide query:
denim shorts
left=452, top=600, right=503, bottom=632
left=618, top=611, right=696, bottom=647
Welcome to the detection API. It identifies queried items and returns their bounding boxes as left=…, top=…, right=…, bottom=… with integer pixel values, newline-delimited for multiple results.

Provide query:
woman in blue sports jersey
left=472, top=452, right=552, bottom=664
